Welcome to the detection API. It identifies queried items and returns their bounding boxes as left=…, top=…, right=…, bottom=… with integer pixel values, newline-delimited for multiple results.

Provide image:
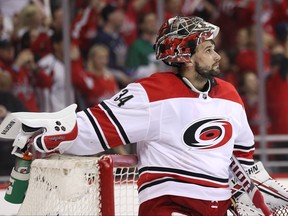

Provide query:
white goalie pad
left=230, top=161, right=288, bottom=215
left=0, top=104, right=78, bottom=154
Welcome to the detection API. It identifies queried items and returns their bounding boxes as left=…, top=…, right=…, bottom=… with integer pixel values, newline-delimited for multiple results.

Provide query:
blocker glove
left=0, top=104, right=78, bottom=156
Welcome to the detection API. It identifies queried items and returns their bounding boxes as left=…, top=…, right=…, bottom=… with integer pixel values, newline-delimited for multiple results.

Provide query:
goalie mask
left=154, top=16, right=220, bottom=66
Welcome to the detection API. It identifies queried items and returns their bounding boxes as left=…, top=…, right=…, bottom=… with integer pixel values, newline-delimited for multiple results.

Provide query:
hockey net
left=17, top=154, right=139, bottom=216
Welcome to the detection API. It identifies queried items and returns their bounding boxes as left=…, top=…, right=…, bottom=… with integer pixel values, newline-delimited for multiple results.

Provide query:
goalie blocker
left=0, top=104, right=78, bottom=155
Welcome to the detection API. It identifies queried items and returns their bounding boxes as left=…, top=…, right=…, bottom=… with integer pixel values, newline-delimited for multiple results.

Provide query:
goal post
left=98, top=155, right=115, bottom=215
left=99, top=155, right=138, bottom=215
left=17, top=154, right=139, bottom=216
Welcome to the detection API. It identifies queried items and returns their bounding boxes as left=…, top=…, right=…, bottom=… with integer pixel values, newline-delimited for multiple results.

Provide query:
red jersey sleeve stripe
left=233, top=150, right=254, bottom=160
left=89, top=105, right=124, bottom=149
left=100, top=102, right=130, bottom=144
left=84, top=109, right=108, bottom=150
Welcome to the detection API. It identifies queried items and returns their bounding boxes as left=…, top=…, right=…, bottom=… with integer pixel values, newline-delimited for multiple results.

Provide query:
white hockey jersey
left=66, top=72, right=255, bottom=204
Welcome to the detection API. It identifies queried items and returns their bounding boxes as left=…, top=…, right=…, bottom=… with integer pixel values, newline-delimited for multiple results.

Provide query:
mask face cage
left=154, top=16, right=220, bottom=66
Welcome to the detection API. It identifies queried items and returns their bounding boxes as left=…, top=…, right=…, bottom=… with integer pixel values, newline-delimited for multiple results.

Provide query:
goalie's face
left=191, top=40, right=221, bottom=79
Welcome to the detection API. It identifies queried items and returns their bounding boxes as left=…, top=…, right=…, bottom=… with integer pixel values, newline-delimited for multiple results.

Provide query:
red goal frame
left=99, top=155, right=138, bottom=215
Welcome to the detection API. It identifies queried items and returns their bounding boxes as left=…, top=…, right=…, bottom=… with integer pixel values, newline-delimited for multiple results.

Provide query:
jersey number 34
left=114, top=89, right=134, bottom=107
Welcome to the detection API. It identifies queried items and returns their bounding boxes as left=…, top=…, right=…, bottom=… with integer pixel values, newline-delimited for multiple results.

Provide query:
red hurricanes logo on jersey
left=182, top=118, right=232, bottom=150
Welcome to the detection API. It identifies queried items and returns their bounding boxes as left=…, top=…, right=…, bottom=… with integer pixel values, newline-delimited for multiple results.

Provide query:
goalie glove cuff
left=31, top=105, right=78, bottom=154
left=33, top=123, right=78, bottom=154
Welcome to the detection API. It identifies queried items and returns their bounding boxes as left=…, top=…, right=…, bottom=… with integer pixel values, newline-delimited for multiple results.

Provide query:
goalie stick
left=230, top=155, right=272, bottom=216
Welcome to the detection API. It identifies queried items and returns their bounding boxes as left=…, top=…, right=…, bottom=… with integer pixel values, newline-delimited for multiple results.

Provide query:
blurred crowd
left=0, top=0, right=287, bottom=174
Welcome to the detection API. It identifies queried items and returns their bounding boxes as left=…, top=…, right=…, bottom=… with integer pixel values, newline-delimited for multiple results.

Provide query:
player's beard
left=195, top=61, right=221, bottom=80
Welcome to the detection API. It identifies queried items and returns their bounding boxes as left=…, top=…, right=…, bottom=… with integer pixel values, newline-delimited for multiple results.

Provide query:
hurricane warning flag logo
left=182, top=118, right=232, bottom=150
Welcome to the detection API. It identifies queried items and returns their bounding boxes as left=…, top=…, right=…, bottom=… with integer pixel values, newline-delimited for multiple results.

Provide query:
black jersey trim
left=139, top=166, right=228, bottom=183
left=234, top=144, right=255, bottom=151
left=138, top=177, right=216, bottom=193
left=84, top=109, right=108, bottom=150
left=100, top=101, right=130, bottom=144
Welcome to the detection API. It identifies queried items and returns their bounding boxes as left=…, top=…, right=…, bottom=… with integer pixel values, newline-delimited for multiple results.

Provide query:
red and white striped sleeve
left=65, top=83, right=151, bottom=155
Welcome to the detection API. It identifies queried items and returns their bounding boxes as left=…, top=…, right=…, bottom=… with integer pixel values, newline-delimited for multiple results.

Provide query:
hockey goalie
left=1, top=105, right=288, bottom=216
left=1, top=15, right=288, bottom=216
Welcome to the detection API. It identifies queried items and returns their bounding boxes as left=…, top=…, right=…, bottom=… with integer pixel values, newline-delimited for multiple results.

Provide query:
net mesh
left=114, top=167, right=139, bottom=215
left=17, top=154, right=139, bottom=216
left=18, top=155, right=102, bottom=216
left=272, top=206, right=288, bottom=216
left=235, top=200, right=288, bottom=216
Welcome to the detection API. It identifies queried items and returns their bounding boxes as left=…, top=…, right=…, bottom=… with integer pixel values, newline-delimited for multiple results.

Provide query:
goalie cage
left=17, top=154, right=139, bottom=216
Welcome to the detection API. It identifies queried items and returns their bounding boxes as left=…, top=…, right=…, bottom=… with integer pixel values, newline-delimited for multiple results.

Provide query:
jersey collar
left=181, top=76, right=211, bottom=95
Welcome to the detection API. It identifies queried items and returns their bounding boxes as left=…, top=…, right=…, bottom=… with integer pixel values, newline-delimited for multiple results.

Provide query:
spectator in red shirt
left=0, top=39, right=52, bottom=112
left=12, top=49, right=52, bottom=112
left=265, top=36, right=288, bottom=168
left=72, top=44, right=119, bottom=107
left=71, top=0, right=106, bottom=59
left=17, top=2, right=52, bottom=60
left=270, top=0, right=288, bottom=28
left=0, top=65, right=27, bottom=118
left=117, top=0, right=151, bottom=46
left=235, top=26, right=272, bottom=75
left=266, top=39, right=288, bottom=135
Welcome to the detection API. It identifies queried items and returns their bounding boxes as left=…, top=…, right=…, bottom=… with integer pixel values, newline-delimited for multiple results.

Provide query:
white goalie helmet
left=154, top=16, right=220, bottom=66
